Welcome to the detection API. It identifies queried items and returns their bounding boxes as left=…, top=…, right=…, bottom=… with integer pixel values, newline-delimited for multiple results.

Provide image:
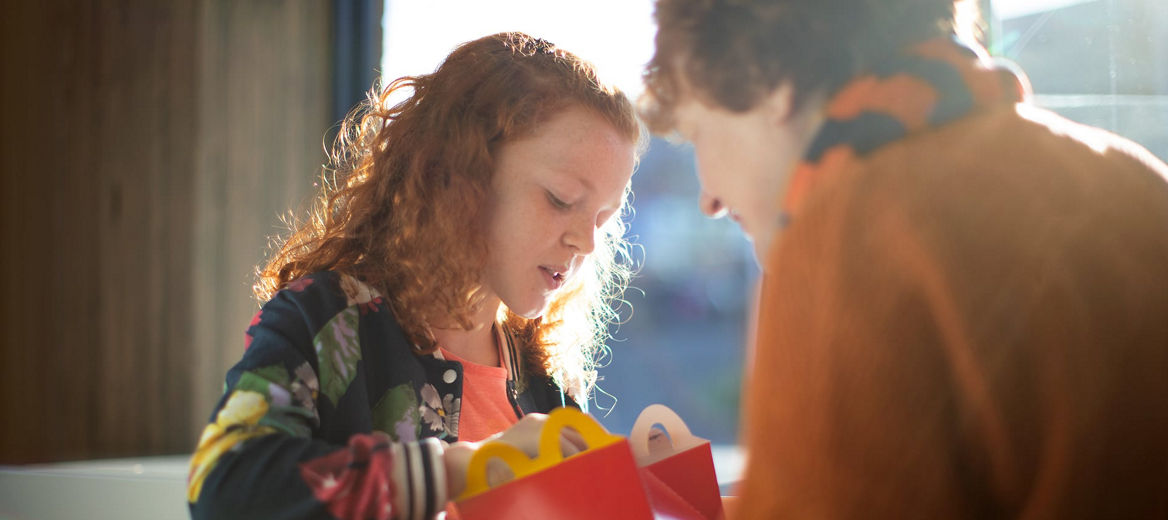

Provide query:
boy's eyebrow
left=574, top=173, right=595, bottom=193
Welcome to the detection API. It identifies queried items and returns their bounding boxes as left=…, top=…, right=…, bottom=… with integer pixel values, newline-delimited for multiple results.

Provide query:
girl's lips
left=539, top=266, right=565, bottom=290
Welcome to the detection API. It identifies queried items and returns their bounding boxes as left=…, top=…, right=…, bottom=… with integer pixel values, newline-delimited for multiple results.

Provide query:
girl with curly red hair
left=188, top=32, right=644, bottom=520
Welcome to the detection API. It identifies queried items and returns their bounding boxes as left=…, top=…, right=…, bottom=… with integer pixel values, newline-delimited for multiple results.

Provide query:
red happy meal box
left=451, top=405, right=722, bottom=520
left=631, top=404, right=725, bottom=520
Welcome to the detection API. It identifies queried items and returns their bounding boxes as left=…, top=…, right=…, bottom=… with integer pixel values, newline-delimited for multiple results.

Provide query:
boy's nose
left=699, top=191, right=728, bottom=218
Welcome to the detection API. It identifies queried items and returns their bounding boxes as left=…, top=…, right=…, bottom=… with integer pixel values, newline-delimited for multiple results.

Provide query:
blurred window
left=989, top=0, right=1168, bottom=160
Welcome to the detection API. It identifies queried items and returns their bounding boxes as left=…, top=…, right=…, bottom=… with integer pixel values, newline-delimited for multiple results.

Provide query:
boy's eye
left=546, top=190, right=571, bottom=210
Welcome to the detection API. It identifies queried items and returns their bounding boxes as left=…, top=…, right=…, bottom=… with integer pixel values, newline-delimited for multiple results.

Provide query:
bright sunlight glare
left=381, top=0, right=656, bottom=103
left=992, top=0, right=1099, bottom=19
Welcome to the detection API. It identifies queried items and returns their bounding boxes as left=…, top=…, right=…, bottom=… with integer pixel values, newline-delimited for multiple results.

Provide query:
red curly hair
left=256, top=32, right=644, bottom=400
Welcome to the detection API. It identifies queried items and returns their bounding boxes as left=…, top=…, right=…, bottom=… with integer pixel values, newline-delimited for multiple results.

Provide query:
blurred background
left=2, top=0, right=1165, bottom=466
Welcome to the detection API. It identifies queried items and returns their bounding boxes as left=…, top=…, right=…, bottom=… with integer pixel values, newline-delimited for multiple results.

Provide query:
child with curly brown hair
left=642, top=0, right=1168, bottom=518
left=187, top=32, right=644, bottom=520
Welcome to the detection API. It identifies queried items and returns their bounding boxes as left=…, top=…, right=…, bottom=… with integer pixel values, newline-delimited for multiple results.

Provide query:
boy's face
left=482, top=105, right=635, bottom=318
left=672, top=86, right=812, bottom=264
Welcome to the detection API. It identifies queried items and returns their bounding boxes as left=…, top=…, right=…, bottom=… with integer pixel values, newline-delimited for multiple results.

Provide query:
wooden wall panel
left=0, top=3, right=90, bottom=462
left=1, top=0, right=335, bottom=463
left=0, top=0, right=186, bottom=464
left=191, top=0, right=333, bottom=446
left=92, top=1, right=200, bottom=459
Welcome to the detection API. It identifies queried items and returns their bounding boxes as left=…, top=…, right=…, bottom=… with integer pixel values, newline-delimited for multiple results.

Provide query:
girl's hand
left=443, top=412, right=593, bottom=498
left=442, top=440, right=480, bottom=501
left=488, top=412, right=589, bottom=459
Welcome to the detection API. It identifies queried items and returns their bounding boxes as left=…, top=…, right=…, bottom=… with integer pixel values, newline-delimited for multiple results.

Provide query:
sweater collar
left=780, top=38, right=1031, bottom=227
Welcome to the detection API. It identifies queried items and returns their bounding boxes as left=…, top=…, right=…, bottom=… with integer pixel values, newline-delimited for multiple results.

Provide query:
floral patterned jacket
left=187, top=271, right=575, bottom=520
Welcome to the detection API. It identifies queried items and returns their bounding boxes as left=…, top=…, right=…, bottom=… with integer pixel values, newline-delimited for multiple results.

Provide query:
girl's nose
left=564, top=221, right=597, bottom=256
left=699, top=191, right=728, bottom=218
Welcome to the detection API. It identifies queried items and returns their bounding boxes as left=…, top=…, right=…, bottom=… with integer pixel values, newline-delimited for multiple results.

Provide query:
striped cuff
left=390, top=438, right=447, bottom=520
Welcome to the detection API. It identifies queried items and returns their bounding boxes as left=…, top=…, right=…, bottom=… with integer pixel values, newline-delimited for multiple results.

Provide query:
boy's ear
left=762, top=82, right=797, bottom=125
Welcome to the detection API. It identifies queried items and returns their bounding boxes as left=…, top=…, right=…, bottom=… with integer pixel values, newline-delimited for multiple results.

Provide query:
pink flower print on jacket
left=244, top=310, right=263, bottom=350
left=298, top=432, right=395, bottom=520
left=359, top=297, right=384, bottom=316
left=287, top=277, right=315, bottom=292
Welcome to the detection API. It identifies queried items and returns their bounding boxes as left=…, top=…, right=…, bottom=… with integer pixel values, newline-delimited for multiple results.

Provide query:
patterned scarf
left=781, top=38, right=1030, bottom=227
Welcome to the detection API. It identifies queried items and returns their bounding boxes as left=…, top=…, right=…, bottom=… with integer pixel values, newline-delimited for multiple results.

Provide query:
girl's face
left=482, top=105, right=636, bottom=319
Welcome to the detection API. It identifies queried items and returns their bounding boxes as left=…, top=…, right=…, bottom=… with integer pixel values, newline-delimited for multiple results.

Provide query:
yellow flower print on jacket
left=187, top=390, right=278, bottom=503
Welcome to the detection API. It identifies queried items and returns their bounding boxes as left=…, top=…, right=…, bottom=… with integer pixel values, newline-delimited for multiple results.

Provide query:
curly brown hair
left=641, top=0, right=980, bottom=132
left=256, top=32, right=645, bottom=400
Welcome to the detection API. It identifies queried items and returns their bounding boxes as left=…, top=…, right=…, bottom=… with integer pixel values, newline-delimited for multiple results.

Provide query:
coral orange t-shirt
left=439, top=346, right=519, bottom=442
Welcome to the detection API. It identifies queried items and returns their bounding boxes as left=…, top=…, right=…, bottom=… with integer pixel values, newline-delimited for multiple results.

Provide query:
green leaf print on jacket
left=371, top=383, right=421, bottom=442
left=231, top=363, right=320, bottom=437
left=234, top=364, right=289, bottom=398
left=315, top=306, right=361, bottom=407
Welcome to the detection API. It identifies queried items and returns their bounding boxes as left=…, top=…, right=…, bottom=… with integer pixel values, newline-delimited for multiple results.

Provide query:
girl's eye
left=546, top=190, right=571, bottom=210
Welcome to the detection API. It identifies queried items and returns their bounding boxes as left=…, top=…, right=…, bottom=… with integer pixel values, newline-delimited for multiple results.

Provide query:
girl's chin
left=501, top=297, right=548, bottom=320
left=513, top=306, right=547, bottom=320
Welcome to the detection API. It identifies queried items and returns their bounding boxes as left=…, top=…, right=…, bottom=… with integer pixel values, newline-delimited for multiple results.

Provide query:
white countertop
left=0, top=445, right=742, bottom=519
left=0, top=455, right=190, bottom=520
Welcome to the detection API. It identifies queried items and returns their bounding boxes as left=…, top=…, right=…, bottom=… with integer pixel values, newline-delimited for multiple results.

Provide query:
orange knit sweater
left=737, top=105, right=1168, bottom=518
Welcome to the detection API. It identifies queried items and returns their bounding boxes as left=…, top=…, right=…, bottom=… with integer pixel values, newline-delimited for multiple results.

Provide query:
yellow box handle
left=459, top=407, right=623, bottom=500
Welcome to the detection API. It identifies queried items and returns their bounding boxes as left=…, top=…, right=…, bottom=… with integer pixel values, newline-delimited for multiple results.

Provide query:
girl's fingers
left=559, top=427, right=587, bottom=457
left=495, top=413, right=547, bottom=457
left=491, top=411, right=613, bottom=459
